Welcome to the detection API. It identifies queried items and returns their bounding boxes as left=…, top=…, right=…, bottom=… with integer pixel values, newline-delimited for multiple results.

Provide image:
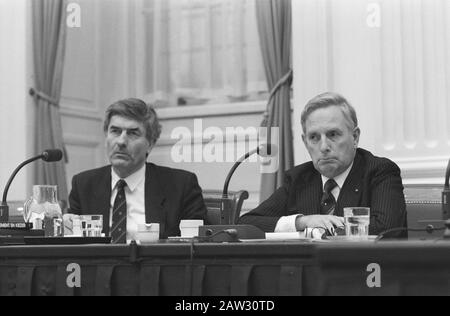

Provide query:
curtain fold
left=32, top=0, right=68, bottom=203
left=256, top=0, right=294, bottom=202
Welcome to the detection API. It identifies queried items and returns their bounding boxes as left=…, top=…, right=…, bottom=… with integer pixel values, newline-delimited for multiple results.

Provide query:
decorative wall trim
left=60, top=105, right=102, bottom=121
left=157, top=128, right=260, bottom=147
left=395, top=156, right=449, bottom=184
left=63, top=133, right=102, bottom=148
left=157, top=101, right=266, bottom=120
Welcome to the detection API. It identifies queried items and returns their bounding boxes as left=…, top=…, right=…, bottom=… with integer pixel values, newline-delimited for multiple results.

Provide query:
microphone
left=198, top=225, right=264, bottom=242
left=41, top=149, right=63, bottom=162
left=196, top=142, right=275, bottom=242
left=221, top=144, right=277, bottom=224
left=443, top=158, right=450, bottom=220
left=0, top=149, right=64, bottom=222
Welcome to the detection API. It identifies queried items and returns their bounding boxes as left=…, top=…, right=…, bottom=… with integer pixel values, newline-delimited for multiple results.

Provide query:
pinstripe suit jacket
left=238, top=148, right=407, bottom=236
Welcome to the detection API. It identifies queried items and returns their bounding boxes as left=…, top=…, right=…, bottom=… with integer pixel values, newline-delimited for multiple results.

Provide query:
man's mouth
left=113, top=152, right=130, bottom=158
left=319, top=158, right=336, bottom=163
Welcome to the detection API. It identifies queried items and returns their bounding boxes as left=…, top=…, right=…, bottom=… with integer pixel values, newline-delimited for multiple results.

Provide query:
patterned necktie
left=321, top=179, right=338, bottom=215
left=111, top=179, right=127, bottom=244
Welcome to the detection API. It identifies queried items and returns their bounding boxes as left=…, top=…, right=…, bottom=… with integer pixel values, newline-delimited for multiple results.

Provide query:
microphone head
left=257, top=143, right=278, bottom=157
left=42, top=149, right=63, bottom=162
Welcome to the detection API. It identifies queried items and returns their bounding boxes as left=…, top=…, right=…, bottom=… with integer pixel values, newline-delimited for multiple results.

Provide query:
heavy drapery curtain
left=31, top=0, right=68, bottom=203
left=141, top=0, right=267, bottom=106
left=256, top=0, right=294, bottom=202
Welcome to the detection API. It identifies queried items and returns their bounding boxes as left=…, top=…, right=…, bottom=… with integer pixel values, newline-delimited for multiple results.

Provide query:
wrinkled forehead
left=304, top=106, right=354, bottom=134
left=108, top=115, right=146, bottom=131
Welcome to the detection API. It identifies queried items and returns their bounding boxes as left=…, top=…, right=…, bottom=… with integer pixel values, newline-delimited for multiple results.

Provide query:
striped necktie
left=111, top=179, right=127, bottom=244
left=321, top=179, right=338, bottom=215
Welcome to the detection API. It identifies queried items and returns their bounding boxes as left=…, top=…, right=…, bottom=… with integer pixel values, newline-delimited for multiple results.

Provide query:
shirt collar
left=111, top=164, right=146, bottom=192
left=321, top=161, right=354, bottom=190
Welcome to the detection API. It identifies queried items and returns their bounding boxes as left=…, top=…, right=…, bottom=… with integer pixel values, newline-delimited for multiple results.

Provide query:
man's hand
left=295, top=215, right=344, bottom=234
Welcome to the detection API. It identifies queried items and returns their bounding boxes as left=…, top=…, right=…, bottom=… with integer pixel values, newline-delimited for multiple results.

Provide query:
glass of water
left=343, top=207, right=370, bottom=239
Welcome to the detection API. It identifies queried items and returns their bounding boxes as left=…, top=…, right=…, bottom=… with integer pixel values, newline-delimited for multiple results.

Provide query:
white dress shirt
left=110, top=164, right=146, bottom=242
left=274, top=162, right=353, bottom=232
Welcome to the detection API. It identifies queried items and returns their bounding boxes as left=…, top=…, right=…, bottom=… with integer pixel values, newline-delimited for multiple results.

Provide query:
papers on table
left=265, top=228, right=324, bottom=240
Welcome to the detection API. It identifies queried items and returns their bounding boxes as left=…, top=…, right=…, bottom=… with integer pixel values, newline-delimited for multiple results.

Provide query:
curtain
left=31, top=0, right=68, bottom=203
left=256, top=0, right=294, bottom=202
left=142, top=0, right=267, bottom=106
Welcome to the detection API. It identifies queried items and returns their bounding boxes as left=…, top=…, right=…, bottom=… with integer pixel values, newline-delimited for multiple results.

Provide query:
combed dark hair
left=300, top=92, right=358, bottom=133
left=103, top=98, right=162, bottom=146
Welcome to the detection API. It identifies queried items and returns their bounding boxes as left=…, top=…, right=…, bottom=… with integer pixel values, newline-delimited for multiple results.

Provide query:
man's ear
left=302, top=134, right=307, bottom=147
left=146, top=142, right=154, bottom=158
left=353, top=127, right=361, bottom=147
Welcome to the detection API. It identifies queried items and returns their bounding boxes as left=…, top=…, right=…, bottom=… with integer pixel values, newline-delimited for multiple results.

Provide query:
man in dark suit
left=239, top=92, right=406, bottom=236
left=69, top=98, right=207, bottom=242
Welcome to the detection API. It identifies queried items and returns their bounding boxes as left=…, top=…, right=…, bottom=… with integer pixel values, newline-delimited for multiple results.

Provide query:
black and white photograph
left=0, top=0, right=450, bottom=299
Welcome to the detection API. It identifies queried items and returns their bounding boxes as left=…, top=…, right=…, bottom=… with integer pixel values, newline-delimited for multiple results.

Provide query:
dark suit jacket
left=68, top=163, right=207, bottom=239
left=238, top=148, right=407, bottom=236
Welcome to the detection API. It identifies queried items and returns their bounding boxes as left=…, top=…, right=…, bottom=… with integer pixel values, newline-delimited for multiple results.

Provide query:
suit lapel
left=336, top=152, right=364, bottom=216
left=93, top=166, right=112, bottom=235
left=145, top=163, right=167, bottom=237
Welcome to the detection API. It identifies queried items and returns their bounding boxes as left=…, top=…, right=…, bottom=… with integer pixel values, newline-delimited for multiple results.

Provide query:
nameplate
left=0, top=222, right=32, bottom=230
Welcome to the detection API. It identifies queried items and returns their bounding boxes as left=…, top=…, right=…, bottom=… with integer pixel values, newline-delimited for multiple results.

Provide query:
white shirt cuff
left=274, top=214, right=300, bottom=232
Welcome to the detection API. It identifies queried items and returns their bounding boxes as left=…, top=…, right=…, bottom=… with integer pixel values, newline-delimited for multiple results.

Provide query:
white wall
left=152, top=102, right=266, bottom=211
left=0, top=0, right=34, bottom=202
left=292, top=0, right=450, bottom=185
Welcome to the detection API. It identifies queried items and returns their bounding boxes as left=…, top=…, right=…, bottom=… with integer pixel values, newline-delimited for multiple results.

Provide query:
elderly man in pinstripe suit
left=239, top=92, right=407, bottom=237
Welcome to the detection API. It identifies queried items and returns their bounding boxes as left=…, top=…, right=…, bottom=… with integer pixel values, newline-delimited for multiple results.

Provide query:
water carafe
left=24, top=185, right=63, bottom=237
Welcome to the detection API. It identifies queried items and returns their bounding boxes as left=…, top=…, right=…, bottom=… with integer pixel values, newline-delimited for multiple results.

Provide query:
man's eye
left=309, top=135, right=319, bottom=142
left=328, top=131, right=340, bottom=139
left=128, top=130, right=140, bottom=136
left=110, top=128, right=120, bottom=135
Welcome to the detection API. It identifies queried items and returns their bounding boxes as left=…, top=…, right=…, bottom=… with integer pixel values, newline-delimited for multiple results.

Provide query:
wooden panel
left=151, top=105, right=266, bottom=210
left=62, top=0, right=97, bottom=110
left=65, top=141, right=103, bottom=190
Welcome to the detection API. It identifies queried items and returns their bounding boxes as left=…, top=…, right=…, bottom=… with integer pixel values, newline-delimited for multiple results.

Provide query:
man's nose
left=116, top=131, right=128, bottom=146
left=319, top=137, right=331, bottom=152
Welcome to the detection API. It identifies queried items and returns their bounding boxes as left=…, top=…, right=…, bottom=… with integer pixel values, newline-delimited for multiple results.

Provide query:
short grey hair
left=103, top=98, right=162, bottom=147
left=300, top=92, right=358, bottom=133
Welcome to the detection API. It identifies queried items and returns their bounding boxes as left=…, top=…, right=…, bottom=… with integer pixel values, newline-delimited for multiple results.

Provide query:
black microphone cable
left=375, top=225, right=446, bottom=241
left=443, top=158, right=450, bottom=219
left=193, top=229, right=239, bottom=243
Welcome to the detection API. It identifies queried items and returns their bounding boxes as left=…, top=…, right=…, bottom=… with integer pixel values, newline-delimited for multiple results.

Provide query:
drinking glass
left=343, top=207, right=370, bottom=239
left=24, top=185, right=63, bottom=237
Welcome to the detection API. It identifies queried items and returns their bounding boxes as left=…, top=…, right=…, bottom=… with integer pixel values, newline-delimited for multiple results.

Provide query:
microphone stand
left=0, top=153, right=47, bottom=222
left=442, top=158, right=450, bottom=239
left=197, top=145, right=270, bottom=241
left=442, top=158, right=450, bottom=221
left=221, top=148, right=259, bottom=224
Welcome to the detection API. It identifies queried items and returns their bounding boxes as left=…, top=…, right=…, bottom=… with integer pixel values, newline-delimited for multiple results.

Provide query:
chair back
left=202, top=190, right=249, bottom=225
left=404, top=184, right=443, bottom=239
